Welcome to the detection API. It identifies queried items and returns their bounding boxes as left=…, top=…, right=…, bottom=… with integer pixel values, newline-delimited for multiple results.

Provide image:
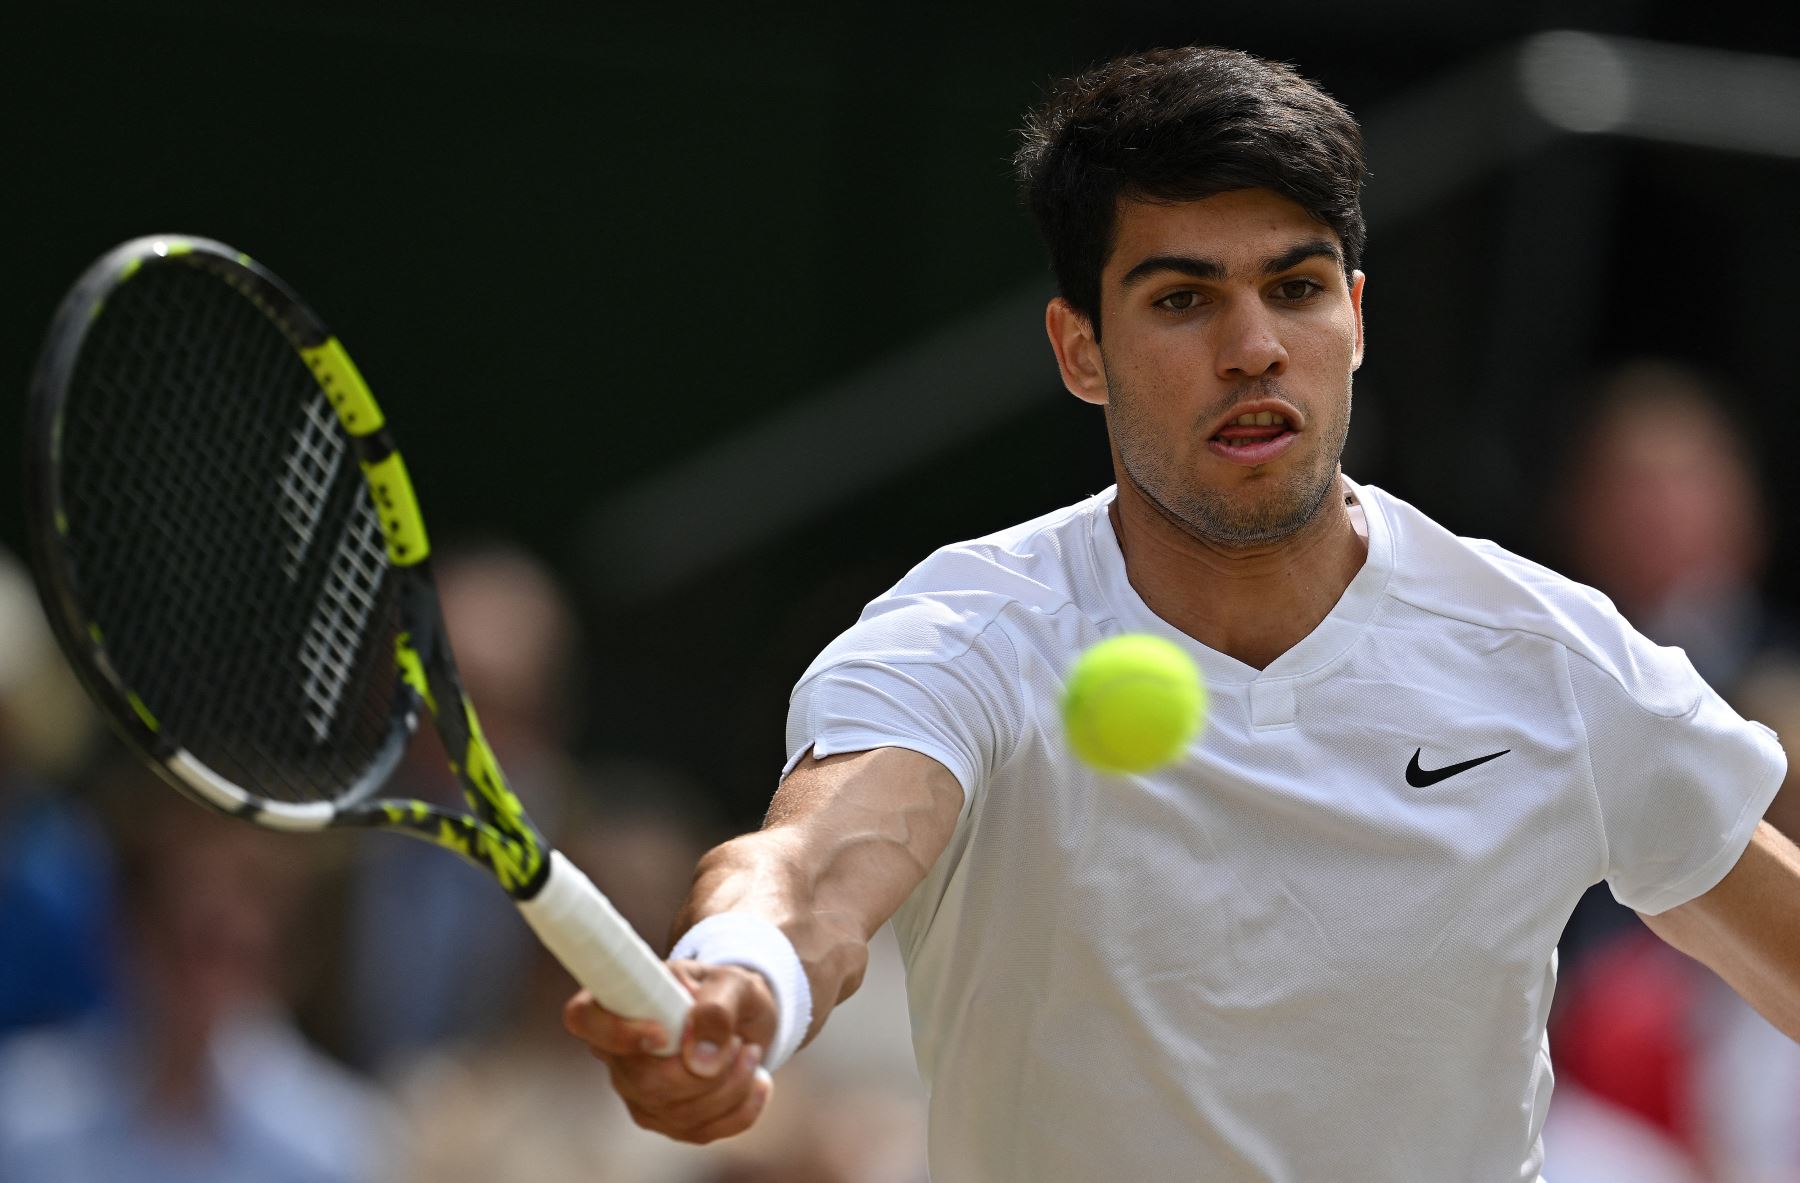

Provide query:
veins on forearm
left=669, top=748, right=961, bottom=1039
left=673, top=796, right=942, bottom=1019
left=671, top=832, right=869, bottom=1038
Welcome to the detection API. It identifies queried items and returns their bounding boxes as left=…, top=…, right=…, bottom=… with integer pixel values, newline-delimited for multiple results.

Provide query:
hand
left=563, top=960, right=780, bottom=1143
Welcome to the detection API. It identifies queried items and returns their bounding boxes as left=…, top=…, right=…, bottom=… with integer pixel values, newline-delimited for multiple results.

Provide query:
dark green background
left=7, top=1, right=1796, bottom=822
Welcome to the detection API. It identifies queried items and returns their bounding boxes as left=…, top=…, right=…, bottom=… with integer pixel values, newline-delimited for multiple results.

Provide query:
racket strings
left=58, top=261, right=401, bottom=804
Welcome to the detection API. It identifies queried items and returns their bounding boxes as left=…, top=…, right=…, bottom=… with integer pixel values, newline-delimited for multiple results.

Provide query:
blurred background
left=3, top=1, right=1799, bottom=1179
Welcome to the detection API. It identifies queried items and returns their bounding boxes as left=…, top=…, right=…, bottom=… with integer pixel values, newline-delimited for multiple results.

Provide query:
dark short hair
left=1015, top=47, right=1367, bottom=333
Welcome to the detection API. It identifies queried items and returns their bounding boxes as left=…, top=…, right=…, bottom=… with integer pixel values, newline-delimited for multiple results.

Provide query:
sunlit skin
left=1046, top=188, right=1368, bottom=670
left=564, top=186, right=1800, bottom=1147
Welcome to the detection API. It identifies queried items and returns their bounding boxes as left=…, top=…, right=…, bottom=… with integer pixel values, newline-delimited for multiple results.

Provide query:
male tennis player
left=565, top=47, right=1800, bottom=1180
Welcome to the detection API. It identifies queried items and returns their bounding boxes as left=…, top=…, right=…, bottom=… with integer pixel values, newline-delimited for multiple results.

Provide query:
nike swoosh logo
left=1405, top=747, right=1510, bottom=787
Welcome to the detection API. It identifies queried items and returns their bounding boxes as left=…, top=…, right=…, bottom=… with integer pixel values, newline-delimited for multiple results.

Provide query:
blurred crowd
left=1541, top=361, right=1800, bottom=1183
left=3, top=358, right=1800, bottom=1181
left=0, top=543, right=927, bottom=1183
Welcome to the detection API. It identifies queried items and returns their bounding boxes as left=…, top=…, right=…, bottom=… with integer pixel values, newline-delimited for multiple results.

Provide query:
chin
left=1183, top=475, right=1336, bottom=545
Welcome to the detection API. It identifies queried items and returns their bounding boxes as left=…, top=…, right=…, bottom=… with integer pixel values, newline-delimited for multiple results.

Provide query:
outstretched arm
left=1640, top=819, right=1800, bottom=1040
left=563, top=745, right=963, bottom=1143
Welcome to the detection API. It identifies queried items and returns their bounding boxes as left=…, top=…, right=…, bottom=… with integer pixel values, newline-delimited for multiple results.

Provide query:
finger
left=562, top=991, right=668, bottom=1057
left=630, top=1045, right=767, bottom=1143
left=704, top=962, right=778, bottom=1051
left=680, top=967, right=746, bottom=1078
left=685, top=1064, right=775, bottom=1145
left=674, top=963, right=779, bottom=1075
left=564, top=997, right=669, bottom=1058
left=611, top=1036, right=742, bottom=1109
left=652, top=1041, right=764, bottom=1132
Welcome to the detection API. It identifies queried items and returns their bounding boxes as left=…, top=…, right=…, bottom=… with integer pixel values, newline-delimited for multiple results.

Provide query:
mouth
left=1206, top=401, right=1302, bottom=467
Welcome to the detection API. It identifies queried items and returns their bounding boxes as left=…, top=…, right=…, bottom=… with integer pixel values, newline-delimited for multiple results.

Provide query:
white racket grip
left=517, top=849, right=691, bottom=1056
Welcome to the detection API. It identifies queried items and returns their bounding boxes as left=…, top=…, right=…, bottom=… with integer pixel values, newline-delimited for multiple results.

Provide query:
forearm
left=1713, top=939, right=1800, bottom=1043
left=670, top=746, right=962, bottom=1044
left=675, top=831, right=871, bottom=1042
left=1651, top=910, right=1800, bottom=1042
left=1643, top=821, right=1800, bottom=1042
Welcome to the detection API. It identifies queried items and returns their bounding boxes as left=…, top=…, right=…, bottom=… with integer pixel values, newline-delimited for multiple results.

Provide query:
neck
left=1109, top=470, right=1368, bottom=670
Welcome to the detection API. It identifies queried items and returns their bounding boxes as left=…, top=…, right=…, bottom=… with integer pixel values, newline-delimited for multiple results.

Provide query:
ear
left=1046, top=298, right=1109, bottom=406
left=1348, top=270, right=1366, bottom=372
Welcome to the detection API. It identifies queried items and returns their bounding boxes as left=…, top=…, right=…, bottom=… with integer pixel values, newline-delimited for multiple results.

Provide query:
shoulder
left=892, top=491, right=1115, bottom=620
left=1363, top=482, right=1700, bottom=717
left=798, top=491, right=1114, bottom=680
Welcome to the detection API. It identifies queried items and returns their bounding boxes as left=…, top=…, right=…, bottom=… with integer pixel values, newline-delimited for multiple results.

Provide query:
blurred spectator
left=0, top=545, right=110, bottom=1034
left=0, top=764, right=398, bottom=1183
left=1554, top=358, right=1800, bottom=968
left=338, top=543, right=586, bottom=1073
left=1548, top=360, right=1800, bottom=1182
left=1559, top=359, right=1797, bottom=694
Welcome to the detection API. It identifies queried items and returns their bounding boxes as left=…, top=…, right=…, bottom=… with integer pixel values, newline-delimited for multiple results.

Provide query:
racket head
left=25, top=239, right=684, bottom=1030
left=25, top=235, right=417, bottom=829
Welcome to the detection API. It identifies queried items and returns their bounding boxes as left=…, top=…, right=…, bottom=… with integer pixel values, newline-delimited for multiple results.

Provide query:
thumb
left=676, top=963, right=745, bottom=1078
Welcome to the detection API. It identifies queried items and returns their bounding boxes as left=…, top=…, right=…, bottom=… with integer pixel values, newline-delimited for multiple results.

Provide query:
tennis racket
left=25, top=234, right=690, bottom=1053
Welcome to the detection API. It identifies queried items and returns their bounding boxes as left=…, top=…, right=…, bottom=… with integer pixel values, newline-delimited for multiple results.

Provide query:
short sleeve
left=1570, top=645, right=1787, bottom=915
left=784, top=595, right=1025, bottom=811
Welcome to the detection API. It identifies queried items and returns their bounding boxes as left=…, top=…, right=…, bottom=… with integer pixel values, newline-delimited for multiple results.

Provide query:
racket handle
left=518, top=849, right=691, bottom=1055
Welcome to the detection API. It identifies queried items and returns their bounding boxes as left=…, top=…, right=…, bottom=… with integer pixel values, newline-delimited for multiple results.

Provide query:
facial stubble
left=1103, top=368, right=1354, bottom=549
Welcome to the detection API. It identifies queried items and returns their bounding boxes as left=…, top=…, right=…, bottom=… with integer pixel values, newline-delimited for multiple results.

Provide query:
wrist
left=671, top=913, right=812, bottom=1071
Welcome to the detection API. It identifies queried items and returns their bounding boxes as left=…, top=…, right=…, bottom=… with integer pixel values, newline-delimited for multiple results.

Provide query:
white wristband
left=671, top=913, right=812, bottom=1071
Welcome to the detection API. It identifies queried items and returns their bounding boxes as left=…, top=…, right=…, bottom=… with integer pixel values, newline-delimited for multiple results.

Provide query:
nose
left=1214, top=301, right=1288, bottom=380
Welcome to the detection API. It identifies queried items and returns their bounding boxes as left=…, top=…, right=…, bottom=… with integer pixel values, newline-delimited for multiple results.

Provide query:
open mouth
left=1211, top=410, right=1292, bottom=449
left=1206, top=406, right=1301, bottom=466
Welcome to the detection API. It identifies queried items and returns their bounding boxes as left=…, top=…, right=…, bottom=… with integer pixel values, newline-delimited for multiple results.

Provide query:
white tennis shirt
left=784, top=478, right=1785, bottom=1183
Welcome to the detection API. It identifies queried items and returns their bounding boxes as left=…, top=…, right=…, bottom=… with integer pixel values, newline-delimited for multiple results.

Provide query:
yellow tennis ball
left=1061, top=634, right=1206, bottom=774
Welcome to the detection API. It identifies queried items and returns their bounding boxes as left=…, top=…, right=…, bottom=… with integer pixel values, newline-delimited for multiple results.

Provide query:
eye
left=1273, top=278, right=1324, bottom=302
left=1154, top=290, right=1202, bottom=312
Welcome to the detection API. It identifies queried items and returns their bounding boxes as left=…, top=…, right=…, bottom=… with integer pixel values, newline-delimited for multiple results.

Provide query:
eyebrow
left=1118, top=238, right=1343, bottom=289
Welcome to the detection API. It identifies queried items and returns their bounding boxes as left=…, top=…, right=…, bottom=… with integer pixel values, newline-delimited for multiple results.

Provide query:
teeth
left=1232, top=411, right=1287, bottom=427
